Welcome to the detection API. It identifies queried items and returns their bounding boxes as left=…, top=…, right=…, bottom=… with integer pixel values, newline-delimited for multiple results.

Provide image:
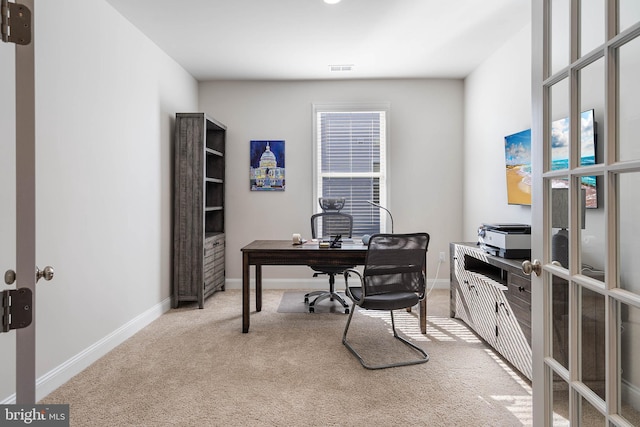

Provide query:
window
left=313, top=103, right=389, bottom=237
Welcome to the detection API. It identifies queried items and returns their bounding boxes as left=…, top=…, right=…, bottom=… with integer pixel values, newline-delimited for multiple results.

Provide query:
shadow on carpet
left=277, top=291, right=351, bottom=314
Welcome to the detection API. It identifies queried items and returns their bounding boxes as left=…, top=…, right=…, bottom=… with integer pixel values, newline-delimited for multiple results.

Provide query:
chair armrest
left=343, top=268, right=363, bottom=302
left=343, top=268, right=362, bottom=282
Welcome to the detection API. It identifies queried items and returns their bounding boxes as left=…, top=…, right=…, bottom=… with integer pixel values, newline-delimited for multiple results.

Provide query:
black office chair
left=342, top=233, right=430, bottom=369
left=304, top=198, right=354, bottom=313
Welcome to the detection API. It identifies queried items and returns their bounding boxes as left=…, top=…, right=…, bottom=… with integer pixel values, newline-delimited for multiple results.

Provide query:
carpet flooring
left=41, top=289, right=536, bottom=426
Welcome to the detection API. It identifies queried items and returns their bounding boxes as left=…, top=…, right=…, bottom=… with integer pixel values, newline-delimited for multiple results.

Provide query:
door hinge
left=1, top=288, right=33, bottom=332
left=1, top=0, right=31, bottom=45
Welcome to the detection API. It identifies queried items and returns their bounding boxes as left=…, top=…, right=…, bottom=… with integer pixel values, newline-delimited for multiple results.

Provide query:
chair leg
left=308, top=291, right=349, bottom=313
left=342, top=308, right=429, bottom=370
left=306, top=273, right=350, bottom=313
left=304, top=290, right=325, bottom=303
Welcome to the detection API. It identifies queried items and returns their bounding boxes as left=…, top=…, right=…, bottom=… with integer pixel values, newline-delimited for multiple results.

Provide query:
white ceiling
left=105, top=0, right=531, bottom=81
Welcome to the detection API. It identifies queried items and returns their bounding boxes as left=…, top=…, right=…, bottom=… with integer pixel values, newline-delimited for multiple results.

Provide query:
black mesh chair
left=342, top=233, right=430, bottom=369
left=304, top=198, right=354, bottom=313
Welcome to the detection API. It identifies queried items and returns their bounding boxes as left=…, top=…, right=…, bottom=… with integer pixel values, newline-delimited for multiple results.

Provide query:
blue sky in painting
left=551, top=110, right=595, bottom=164
left=504, top=128, right=531, bottom=166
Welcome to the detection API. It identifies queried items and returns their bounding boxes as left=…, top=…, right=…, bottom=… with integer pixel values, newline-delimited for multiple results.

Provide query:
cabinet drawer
left=507, top=272, right=530, bottom=305
left=507, top=281, right=530, bottom=302
left=508, top=272, right=531, bottom=292
left=506, top=294, right=531, bottom=324
left=204, top=234, right=224, bottom=254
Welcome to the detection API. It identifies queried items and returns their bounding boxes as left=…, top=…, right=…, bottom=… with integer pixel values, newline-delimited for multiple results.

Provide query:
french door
left=1, top=0, right=37, bottom=404
left=532, top=0, right=640, bottom=425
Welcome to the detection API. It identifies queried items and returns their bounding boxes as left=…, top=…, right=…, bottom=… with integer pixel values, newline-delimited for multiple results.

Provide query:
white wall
left=199, top=79, right=464, bottom=287
left=0, top=0, right=198, bottom=402
left=463, top=24, right=533, bottom=242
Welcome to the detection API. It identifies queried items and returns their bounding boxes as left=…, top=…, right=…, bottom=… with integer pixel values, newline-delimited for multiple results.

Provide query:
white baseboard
left=622, top=378, right=640, bottom=412
left=0, top=297, right=173, bottom=404
left=224, top=278, right=450, bottom=291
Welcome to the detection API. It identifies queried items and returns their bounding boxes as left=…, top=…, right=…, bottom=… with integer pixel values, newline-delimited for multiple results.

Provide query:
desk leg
left=420, top=298, right=427, bottom=334
left=256, top=265, right=262, bottom=312
left=242, top=252, right=250, bottom=333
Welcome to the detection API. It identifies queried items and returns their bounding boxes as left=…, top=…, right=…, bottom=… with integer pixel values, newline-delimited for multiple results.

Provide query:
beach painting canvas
left=505, top=128, right=532, bottom=205
left=250, top=140, right=285, bottom=191
left=550, top=110, right=597, bottom=208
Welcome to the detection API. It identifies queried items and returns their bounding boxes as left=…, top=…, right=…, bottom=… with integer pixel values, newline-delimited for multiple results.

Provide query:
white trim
left=622, top=379, right=640, bottom=414
left=1, top=296, right=172, bottom=404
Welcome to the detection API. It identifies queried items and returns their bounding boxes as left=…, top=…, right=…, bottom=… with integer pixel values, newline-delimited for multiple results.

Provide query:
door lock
left=4, top=266, right=55, bottom=285
left=4, top=269, right=16, bottom=285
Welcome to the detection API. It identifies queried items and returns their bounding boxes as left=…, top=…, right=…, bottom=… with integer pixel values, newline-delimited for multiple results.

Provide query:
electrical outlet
left=439, top=252, right=446, bottom=262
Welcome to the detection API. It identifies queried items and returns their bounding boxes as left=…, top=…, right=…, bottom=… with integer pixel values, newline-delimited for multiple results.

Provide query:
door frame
left=6, top=0, right=37, bottom=404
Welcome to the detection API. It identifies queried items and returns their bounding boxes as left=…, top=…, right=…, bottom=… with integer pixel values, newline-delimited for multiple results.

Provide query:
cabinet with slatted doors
left=450, top=243, right=532, bottom=380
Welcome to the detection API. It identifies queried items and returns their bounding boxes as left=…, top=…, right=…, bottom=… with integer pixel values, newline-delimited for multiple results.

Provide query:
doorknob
left=522, top=259, right=542, bottom=277
left=4, top=270, right=16, bottom=285
left=36, top=266, right=54, bottom=282
left=3, top=266, right=54, bottom=284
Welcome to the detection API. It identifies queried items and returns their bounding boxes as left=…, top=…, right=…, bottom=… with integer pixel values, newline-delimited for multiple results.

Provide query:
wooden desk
left=241, top=240, right=427, bottom=333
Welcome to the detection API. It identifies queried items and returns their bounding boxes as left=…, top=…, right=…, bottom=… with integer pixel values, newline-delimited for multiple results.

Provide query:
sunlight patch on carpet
left=484, top=348, right=532, bottom=392
left=490, top=395, right=533, bottom=426
left=358, top=308, right=482, bottom=344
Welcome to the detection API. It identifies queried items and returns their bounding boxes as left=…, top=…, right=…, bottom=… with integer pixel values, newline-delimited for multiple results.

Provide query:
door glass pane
left=551, top=78, right=570, bottom=172
left=0, top=43, right=16, bottom=402
left=618, top=37, right=640, bottom=162
left=580, top=395, right=605, bottom=426
left=577, top=59, right=601, bottom=268
left=618, top=172, right=640, bottom=295
left=552, top=370, right=571, bottom=425
left=580, top=0, right=605, bottom=57
left=581, top=287, right=605, bottom=400
left=551, top=176, right=570, bottom=268
left=579, top=57, right=603, bottom=171
left=580, top=175, right=604, bottom=280
left=552, top=0, right=571, bottom=74
left=552, top=275, right=570, bottom=369
left=619, top=1, right=640, bottom=34
left=619, top=302, right=640, bottom=425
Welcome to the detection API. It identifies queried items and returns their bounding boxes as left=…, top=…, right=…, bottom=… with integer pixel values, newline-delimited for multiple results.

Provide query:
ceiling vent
left=329, top=64, right=354, bottom=72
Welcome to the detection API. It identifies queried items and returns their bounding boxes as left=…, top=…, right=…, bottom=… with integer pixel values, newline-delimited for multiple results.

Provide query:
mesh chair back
left=319, top=197, right=346, bottom=212
left=362, top=233, right=430, bottom=297
left=311, top=212, right=353, bottom=239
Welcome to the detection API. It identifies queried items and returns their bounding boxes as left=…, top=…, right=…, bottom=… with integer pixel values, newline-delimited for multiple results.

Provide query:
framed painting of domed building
left=250, top=140, right=285, bottom=191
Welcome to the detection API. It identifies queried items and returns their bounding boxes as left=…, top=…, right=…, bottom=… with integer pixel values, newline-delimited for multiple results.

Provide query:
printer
left=477, top=223, right=531, bottom=259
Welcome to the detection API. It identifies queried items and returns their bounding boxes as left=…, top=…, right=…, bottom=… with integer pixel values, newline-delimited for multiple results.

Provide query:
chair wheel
left=345, top=308, right=350, bottom=314
left=304, top=297, right=309, bottom=303
left=309, top=307, right=315, bottom=313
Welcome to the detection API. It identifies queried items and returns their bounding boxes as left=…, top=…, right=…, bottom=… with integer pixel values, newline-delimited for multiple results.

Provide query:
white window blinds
left=314, top=105, right=389, bottom=236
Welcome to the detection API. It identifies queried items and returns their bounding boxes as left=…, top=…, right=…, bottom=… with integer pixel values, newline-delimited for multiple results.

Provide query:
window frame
left=312, top=102, right=391, bottom=236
